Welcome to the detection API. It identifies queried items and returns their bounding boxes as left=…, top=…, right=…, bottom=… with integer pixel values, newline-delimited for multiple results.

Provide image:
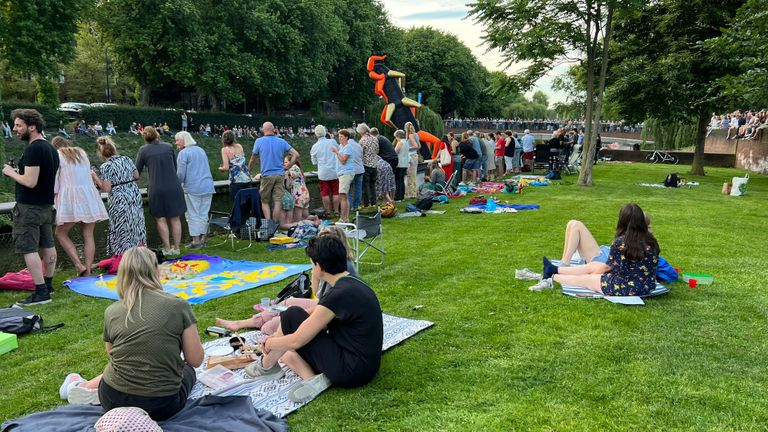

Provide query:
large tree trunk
left=138, top=79, right=150, bottom=106
left=210, top=94, right=221, bottom=112
left=578, top=0, right=598, bottom=186
left=691, top=110, right=708, bottom=176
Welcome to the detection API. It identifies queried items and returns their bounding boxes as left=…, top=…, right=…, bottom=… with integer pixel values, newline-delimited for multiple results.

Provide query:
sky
left=380, top=0, right=569, bottom=106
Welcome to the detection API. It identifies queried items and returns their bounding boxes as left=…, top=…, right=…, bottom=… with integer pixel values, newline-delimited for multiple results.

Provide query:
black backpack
left=274, top=272, right=312, bottom=304
left=415, top=197, right=433, bottom=211
left=664, top=173, right=679, bottom=188
left=0, top=306, right=64, bottom=335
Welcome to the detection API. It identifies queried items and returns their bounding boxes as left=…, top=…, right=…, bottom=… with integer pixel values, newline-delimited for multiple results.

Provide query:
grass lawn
left=0, top=162, right=766, bottom=430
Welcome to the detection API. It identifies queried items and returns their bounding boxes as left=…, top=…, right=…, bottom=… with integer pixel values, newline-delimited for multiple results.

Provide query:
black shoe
left=16, top=292, right=52, bottom=306
left=48, top=286, right=54, bottom=295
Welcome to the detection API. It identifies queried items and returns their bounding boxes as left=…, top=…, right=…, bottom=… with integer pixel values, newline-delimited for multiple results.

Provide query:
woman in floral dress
left=286, top=158, right=310, bottom=221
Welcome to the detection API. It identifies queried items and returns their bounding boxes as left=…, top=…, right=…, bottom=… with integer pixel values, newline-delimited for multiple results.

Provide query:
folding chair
left=532, top=144, right=550, bottom=173
left=437, top=170, right=459, bottom=196
left=335, top=209, right=384, bottom=273
left=207, top=187, right=263, bottom=251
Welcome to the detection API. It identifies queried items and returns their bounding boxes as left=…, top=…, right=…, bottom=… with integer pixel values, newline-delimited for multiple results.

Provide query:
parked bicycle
left=646, top=149, right=679, bottom=164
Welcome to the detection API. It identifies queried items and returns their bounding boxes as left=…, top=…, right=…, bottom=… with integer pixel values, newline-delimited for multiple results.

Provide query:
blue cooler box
left=0, top=332, right=18, bottom=355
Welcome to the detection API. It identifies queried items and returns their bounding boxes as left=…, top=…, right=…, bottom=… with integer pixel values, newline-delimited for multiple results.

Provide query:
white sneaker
left=68, top=385, right=100, bottom=405
left=59, top=373, right=84, bottom=400
left=515, top=268, right=542, bottom=281
left=528, top=278, right=554, bottom=292
left=287, top=373, right=332, bottom=403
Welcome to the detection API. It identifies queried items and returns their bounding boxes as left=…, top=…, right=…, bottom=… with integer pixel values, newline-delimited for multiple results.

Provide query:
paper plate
left=206, top=345, right=234, bottom=356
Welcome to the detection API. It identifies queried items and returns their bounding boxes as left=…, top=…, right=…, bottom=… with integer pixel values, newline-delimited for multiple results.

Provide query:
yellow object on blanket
left=269, top=235, right=295, bottom=245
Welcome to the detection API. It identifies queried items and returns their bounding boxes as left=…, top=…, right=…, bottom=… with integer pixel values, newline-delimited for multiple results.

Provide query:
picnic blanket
left=560, top=282, right=670, bottom=305
left=266, top=241, right=308, bottom=251
left=1, top=396, right=287, bottom=432
left=460, top=203, right=540, bottom=214
left=638, top=182, right=700, bottom=188
left=190, top=313, right=433, bottom=418
left=63, top=255, right=311, bottom=304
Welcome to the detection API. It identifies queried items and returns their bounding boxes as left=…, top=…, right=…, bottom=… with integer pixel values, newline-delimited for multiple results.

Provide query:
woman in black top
left=246, top=236, right=383, bottom=403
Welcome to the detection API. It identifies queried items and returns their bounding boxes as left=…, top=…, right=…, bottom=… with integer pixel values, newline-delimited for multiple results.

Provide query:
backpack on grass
left=0, top=306, right=64, bottom=335
left=274, top=272, right=311, bottom=304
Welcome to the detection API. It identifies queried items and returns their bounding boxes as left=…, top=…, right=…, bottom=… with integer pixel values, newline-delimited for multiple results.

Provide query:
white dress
left=54, top=149, right=109, bottom=224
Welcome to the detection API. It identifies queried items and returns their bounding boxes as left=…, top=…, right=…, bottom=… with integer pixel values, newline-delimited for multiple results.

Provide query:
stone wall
left=704, top=130, right=738, bottom=154
left=600, top=150, right=735, bottom=167
left=735, top=140, right=768, bottom=175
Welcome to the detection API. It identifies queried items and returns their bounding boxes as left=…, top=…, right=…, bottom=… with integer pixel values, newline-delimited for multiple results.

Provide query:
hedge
left=80, top=106, right=354, bottom=131
left=0, top=100, right=65, bottom=128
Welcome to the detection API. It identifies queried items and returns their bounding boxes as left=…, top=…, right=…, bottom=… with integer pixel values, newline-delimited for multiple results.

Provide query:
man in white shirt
left=310, top=125, right=340, bottom=216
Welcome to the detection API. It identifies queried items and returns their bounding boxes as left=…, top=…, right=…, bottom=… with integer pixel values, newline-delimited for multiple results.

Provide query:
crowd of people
left=708, top=109, right=767, bottom=141
left=445, top=118, right=643, bottom=134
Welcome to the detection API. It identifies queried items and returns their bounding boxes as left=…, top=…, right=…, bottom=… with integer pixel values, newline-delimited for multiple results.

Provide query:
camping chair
left=437, top=170, right=459, bottom=196
left=532, top=144, right=550, bottom=173
left=558, top=145, right=575, bottom=175
left=207, top=187, right=264, bottom=251
left=335, top=209, right=384, bottom=273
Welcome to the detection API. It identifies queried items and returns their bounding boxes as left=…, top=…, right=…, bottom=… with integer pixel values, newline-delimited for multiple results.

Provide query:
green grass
left=1, top=162, right=767, bottom=431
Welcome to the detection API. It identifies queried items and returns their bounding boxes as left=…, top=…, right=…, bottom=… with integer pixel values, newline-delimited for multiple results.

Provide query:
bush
left=367, top=99, right=445, bottom=138
left=0, top=100, right=65, bottom=128
left=80, top=105, right=354, bottom=131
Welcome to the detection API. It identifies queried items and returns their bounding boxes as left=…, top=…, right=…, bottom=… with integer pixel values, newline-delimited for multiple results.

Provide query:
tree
left=397, top=27, right=487, bottom=117
left=608, top=0, right=745, bottom=176
left=0, top=0, right=89, bottom=106
left=469, top=0, right=621, bottom=186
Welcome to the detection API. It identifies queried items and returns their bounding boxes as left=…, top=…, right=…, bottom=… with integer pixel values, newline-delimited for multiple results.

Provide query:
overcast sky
left=380, top=0, right=569, bottom=105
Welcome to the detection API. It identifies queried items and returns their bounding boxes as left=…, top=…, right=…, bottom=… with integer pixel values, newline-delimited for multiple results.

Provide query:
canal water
left=0, top=181, right=324, bottom=274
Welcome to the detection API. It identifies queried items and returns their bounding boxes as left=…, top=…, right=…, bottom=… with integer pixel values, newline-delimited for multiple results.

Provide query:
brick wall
left=735, top=140, right=768, bottom=175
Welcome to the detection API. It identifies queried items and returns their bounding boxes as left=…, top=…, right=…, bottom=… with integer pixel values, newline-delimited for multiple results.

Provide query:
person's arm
left=248, top=153, right=258, bottom=173
left=332, top=146, right=350, bottom=163
left=219, top=148, right=230, bottom=172
left=263, top=305, right=335, bottom=353
left=284, top=147, right=299, bottom=170
left=92, top=170, right=112, bottom=193
left=394, top=140, right=403, bottom=153
left=3, top=165, right=40, bottom=189
left=181, top=324, right=204, bottom=368
left=176, top=151, right=187, bottom=184
left=105, top=342, right=112, bottom=354
left=134, top=148, right=145, bottom=175
left=310, top=144, right=319, bottom=166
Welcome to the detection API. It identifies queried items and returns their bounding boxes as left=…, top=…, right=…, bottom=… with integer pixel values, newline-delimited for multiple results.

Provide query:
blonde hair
left=319, top=226, right=353, bottom=260
left=96, top=136, right=118, bottom=159
left=404, top=122, right=416, bottom=137
left=116, top=247, right=163, bottom=325
left=394, top=129, right=405, bottom=139
left=461, top=132, right=469, bottom=141
left=51, top=136, right=85, bottom=164
left=174, top=131, right=196, bottom=147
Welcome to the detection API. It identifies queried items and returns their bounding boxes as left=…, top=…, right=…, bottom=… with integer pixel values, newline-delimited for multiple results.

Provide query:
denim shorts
left=463, top=158, right=480, bottom=170
left=591, top=245, right=611, bottom=264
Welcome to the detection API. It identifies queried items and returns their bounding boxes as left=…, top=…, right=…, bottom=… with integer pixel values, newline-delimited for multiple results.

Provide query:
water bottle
left=486, top=197, right=497, bottom=212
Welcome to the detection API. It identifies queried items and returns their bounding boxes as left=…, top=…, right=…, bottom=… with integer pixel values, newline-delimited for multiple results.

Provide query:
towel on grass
left=1, top=396, right=287, bottom=432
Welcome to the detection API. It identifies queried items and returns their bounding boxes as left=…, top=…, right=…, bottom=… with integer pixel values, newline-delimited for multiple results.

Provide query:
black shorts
left=98, top=364, right=196, bottom=421
left=281, top=306, right=376, bottom=388
left=12, top=203, right=55, bottom=254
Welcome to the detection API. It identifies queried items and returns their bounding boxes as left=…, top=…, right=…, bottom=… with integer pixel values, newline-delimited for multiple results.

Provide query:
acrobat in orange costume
left=367, top=55, right=441, bottom=159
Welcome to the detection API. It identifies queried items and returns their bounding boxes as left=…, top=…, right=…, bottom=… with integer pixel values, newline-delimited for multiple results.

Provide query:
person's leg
left=556, top=261, right=611, bottom=276
left=81, top=223, right=96, bottom=275
left=55, top=222, right=86, bottom=274
left=168, top=216, right=182, bottom=250
left=553, top=274, right=604, bottom=293
left=561, top=220, right=601, bottom=264
left=353, top=174, right=363, bottom=209
left=280, top=350, right=316, bottom=380
left=339, top=194, right=350, bottom=222
left=394, top=167, right=405, bottom=200
left=155, top=217, right=171, bottom=250
left=215, top=313, right=269, bottom=331
left=321, top=194, right=332, bottom=215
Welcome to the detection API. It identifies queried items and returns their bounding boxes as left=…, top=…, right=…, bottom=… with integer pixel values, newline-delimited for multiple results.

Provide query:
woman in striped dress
left=92, top=137, right=147, bottom=256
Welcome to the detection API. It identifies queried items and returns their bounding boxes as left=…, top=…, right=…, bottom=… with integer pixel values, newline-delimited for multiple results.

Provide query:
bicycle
left=645, top=149, right=679, bottom=164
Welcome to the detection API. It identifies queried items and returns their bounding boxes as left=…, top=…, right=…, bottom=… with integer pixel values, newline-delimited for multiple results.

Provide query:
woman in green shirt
left=59, top=247, right=204, bottom=421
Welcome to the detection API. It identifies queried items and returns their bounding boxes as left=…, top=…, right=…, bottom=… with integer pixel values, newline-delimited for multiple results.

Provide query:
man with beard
left=2, top=109, right=59, bottom=305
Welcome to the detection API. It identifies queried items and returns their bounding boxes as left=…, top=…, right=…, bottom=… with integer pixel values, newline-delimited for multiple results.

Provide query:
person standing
left=331, top=129, right=358, bottom=223
left=175, top=131, right=214, bottom=249
left=218, top=130, right=252, bottom=202
left=181, top=112, right=188, bottom=132
left=357, top=124, right=378, bottom=208
left=370, top=127, right=398, bottom=173
left=135, top=126, right=186, bottom=256
left=393, top=130, right=409, bottom=201
left=348, top=129, right=365, bottom=212
left=2, top=109, right=59, bottom=305
left=52, top=137, right=108, bottom=276
left=92, top=137, right=147, bottom=257
left=248, top=122, right=300, bottom=221
left=310, top=125, right=339, bottom=216
left=471, top=131, right=488, bottom=181
left=521, top=129, right=535, bottom=172
left=404, top=122, right=420, bottom=198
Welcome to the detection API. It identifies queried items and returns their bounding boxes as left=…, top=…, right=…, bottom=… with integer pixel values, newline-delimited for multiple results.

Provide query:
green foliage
left=367, top=99, right=444, bottom=138
left=1, top=100, right=65, bottom=126
left=0, top=76, right=36, bottom=102
left=641, top=118, right=698, bottom=150
left=34, top=77, right=59, bottom=107
left=79, top=106, right=352, bottom=131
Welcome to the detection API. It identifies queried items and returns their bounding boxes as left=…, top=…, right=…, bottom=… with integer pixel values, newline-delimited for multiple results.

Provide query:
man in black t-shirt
left=246, top=236, right=383, bottom=403
left=2, top=109, right=59, bottom=305
left=370, top=127, right=398, bottom=171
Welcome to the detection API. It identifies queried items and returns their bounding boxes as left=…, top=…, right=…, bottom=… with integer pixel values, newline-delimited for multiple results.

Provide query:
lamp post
left=88, top=26, right=112, bottom=103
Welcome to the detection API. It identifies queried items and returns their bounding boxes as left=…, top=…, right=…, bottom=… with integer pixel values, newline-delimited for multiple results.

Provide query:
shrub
left=80, top=106, right=354, bottom=131
left=0, top=100, right=65, bottom=128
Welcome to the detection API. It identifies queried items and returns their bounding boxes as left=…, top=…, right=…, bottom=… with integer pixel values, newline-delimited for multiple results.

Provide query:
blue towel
left=468, top=203, right=540, bottom=211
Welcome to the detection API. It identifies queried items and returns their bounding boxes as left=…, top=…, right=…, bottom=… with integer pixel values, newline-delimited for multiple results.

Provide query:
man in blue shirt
left=248, top=122, right=300, bottom=221
left=469, top=131, right=485, bottom=181
left=521, top=129, right=536, bottom=172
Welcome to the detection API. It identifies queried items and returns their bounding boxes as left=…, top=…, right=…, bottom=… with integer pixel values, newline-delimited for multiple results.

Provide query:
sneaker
left=171, top=248, right=181, bottom=256
left=287, top=373, right=332, bottom=403
left=186, top=243, right=203, bottom=250
left=16, top=292, right=51, bottom=306
left=244, top=356, right=284, bottom=380
left=515, top=268, right=542, bottom=281
left=528, top=278, right=554, bottom=292
left=59, top=373, right=84, bottom=400
left=68, top=385, right=100, bottom=405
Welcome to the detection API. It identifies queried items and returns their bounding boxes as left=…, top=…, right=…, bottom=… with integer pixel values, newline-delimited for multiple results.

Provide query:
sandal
left=287, top=373, right=331, bottom=403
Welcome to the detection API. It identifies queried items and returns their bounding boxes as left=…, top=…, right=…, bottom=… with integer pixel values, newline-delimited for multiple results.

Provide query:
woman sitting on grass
left=243, top=234, right=382, bottom=403
left=59, top=247, right=204, bottom=421
left=215, top=226, right=358, bottom=335
left=531, top=203, right=660, bottom=296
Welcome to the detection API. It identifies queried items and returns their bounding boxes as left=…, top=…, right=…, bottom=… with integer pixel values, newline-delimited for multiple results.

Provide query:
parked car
left=89, top=103, right=118, bottom=108
left=57, top=102, right=90, bottom=119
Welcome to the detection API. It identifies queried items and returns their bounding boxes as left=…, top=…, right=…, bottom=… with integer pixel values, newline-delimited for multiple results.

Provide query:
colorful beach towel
left=63, top=254, right=311, bottom=304
left=460, top=203, right=540, bottom=213
left=190, top=313, right=433, bottom=417
left=560, top=282, right=670, bottom=305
